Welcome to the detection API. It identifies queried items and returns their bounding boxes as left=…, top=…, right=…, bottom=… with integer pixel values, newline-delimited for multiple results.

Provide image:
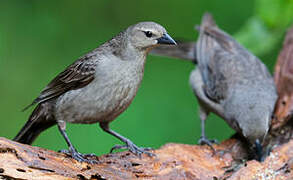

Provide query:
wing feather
left=23, top=54, right=97, bottom=111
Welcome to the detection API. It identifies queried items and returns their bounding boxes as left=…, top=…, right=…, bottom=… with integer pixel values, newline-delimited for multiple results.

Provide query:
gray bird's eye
left=144, top=31, right=153, bottom=38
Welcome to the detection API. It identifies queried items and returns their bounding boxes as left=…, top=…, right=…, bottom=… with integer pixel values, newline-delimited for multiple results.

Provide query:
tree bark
left=272, top=26, right=293, bottom=130
left=0, top=136, right=293, bottom=180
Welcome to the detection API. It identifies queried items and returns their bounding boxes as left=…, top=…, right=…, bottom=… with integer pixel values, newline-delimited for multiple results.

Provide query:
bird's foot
left=198, top=136, right=218, bottom=145
left=59, top=149, right=98, bottom=164
left=198, top=136, right=218, bottom=154
left=59, top=149, right=96, bottom=157
left=110, top=140, right=155, bottom=158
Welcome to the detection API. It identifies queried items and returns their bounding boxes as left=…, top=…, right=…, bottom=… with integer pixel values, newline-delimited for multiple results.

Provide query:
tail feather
left=198, top=12, right=240, bottom=51
left=200, top=12, right=217, bottom=30
left=150, top=40, right=197, bottom=62
left=14, top=102, right=56, bottom=145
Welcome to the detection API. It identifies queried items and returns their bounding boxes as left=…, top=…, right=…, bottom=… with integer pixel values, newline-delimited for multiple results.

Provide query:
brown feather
left=23, top=53, right=97, bottom=111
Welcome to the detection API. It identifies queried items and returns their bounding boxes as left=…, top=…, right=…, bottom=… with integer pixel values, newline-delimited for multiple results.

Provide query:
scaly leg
left=198, top=106, right=218, bottom=151
left=58, top=121, right=98, bottom=163
left=100, top=122, right=154, bottom=158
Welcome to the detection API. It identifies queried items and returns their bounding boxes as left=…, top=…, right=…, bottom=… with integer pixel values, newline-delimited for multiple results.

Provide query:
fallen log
left=0, top=137, right=293, bottom=180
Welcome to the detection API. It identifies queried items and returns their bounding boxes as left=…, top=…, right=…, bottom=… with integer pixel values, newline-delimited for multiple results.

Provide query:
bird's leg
left=198, top=106, right=218, bottom=152
left=254, top=139, right=264, bottom=162
left=57, top=121, right=98, bottom=163
left=100, top=122, right=154, bottom=157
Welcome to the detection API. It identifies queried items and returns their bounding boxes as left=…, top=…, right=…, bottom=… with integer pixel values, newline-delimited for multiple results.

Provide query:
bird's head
left=127, top=22, right=176, bottom=50
left=222, top=82, right=277, bottom=161
left=225, top=88, right=277, bottom=146
left=240, top=105, right=272, bottom=145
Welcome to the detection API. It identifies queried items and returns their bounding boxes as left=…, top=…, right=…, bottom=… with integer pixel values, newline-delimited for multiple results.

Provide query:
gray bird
left=150, top=40, right=196, bottom=62
left=14, top=22, right=176, bottom=163
left=153, top=14, right=277, bottom=161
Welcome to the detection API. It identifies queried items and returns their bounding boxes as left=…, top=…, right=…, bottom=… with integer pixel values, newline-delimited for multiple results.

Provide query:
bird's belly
left=189, top=68, right=225, bottom=117
left=55, top=79, right=139, bottom=124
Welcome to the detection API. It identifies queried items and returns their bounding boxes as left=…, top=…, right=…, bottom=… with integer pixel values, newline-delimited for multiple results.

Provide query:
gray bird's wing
left=150, top=40, right=197, bottom=62
left=23, top=54, right=97, bottom=110
left=196, top=13, right=245, bottom=103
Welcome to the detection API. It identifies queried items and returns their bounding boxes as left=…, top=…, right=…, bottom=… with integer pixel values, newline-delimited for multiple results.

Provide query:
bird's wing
left=196, top=13, right=239, bottom=103
left=23, top=54, right=97, bottom=111
left=150, top=40, right=197, bottom=62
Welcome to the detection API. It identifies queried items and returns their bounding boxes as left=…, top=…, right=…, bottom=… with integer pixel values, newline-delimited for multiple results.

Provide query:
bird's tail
left=195, top=12, right=219, bottom=84
left=198, top=12, right=239, bottom=51
left=14, top=103, right=56, bottom=145
left=150, top=40, right=197, bottom=62
left=200, top=12, right=217, bottom=30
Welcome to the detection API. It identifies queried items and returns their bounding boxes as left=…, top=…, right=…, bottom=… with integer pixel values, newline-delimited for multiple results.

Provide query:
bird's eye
left=144, top=31, right=153, bottom=38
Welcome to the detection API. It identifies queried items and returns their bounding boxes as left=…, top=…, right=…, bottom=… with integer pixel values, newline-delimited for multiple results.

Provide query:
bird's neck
left=123, top=43, right=146, bottom=61
left=105, top=32, right=146, bottom=61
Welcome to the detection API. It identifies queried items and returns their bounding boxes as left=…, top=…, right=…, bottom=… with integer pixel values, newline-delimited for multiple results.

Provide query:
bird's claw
left=71, top=151, right=98, bottom=164
left=198, top=136, right=218, bottom=154
left=110, top=141, right=154, bottom=157
left=198, top=136, right=218, bottom=145
left=59, top=149, right=70, bottom=154
left=59, top=149, right=98, bottom=164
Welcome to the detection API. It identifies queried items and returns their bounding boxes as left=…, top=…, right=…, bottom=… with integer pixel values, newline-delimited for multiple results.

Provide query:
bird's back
left=195, top=13, right=277, bottom=142
left=196, top=13, right=275, bottom=104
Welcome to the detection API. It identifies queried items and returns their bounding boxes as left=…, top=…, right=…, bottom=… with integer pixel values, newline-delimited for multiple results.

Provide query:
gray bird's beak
left=157, top=33, right=177, bottom=45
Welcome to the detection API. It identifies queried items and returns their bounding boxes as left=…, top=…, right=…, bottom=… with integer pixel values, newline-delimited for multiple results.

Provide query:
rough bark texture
left=272, top=26, right=293, bottom=130
left=0, top=136, right=293, bottom=180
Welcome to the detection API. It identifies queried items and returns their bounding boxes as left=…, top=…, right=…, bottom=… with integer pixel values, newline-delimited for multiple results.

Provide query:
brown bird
left=14, top=22, right=176, bottom=163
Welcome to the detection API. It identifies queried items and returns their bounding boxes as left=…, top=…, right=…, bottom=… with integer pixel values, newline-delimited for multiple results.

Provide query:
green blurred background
left=0, top=0, right=292, bottom=155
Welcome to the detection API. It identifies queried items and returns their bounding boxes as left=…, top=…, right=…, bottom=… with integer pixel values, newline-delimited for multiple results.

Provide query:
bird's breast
left=55, top=57, right=145, bottom=124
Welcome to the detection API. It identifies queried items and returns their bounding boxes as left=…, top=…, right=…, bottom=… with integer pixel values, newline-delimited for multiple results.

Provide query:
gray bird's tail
left=198, top=12, right=240, bottom=51
left=150, top=40, right=197, bottom=62
left=149, top=13, right=217, bottom=63
left=14, top=102, right=56, bottom=145
left=200, top=12, right=217, bottom=30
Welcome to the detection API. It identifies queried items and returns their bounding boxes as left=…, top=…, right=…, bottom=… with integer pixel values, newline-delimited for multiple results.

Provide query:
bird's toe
left=198, top=136, right=218, bottom=146
left=198, top=136, right=217, bottom=154
left=110, top=143, right=155, bottom=157
left=59, top=149, right=98, bottom=164
left=71, top=151, right=99, bottom=164
left=110, top=144, right=128, bottom=153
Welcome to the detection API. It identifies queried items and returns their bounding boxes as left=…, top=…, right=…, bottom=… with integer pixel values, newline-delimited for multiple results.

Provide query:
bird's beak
left=157, top=33, right=177, bottom=45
